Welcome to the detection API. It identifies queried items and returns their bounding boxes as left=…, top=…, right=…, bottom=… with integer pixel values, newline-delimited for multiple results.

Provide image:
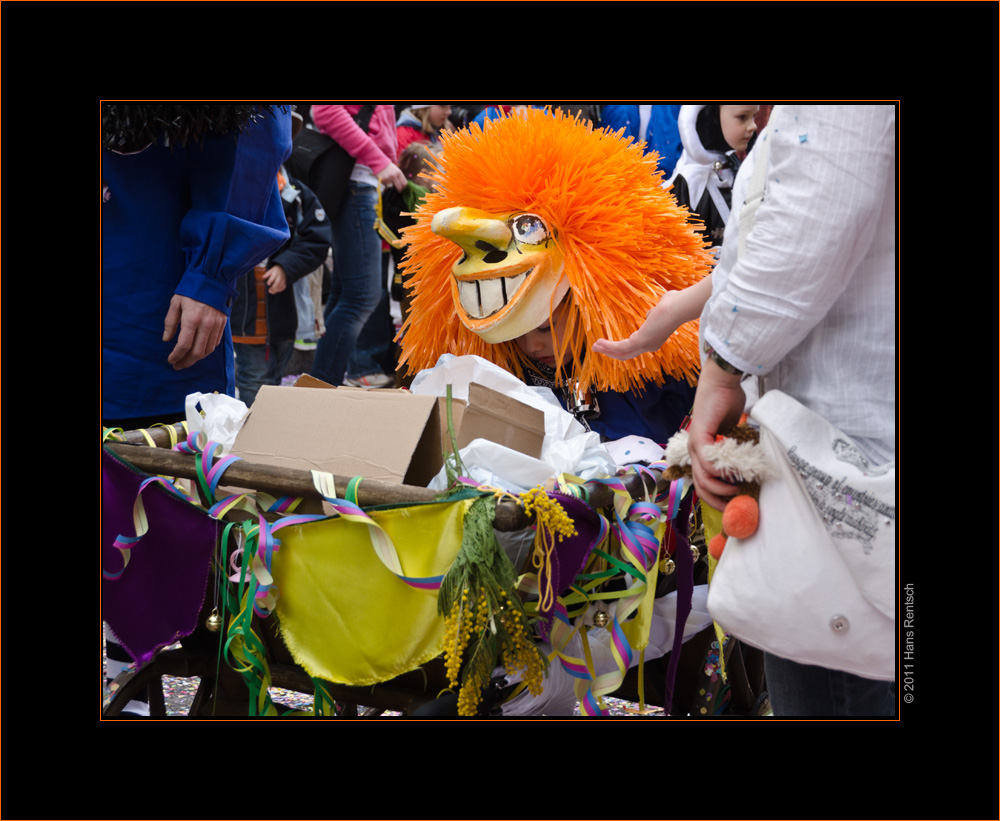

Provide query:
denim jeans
left=293, top=275, right=316, bottom=341
left=763, top=652, right=896, bottom=717
left=311, top=182, right=382, bottom=385
left=234, top=339, right=294, bottom=408
left=347, top=276, right=396, bottom=379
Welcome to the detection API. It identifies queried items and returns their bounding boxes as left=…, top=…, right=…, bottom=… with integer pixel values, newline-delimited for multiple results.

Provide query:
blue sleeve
left=175, top=108, right=293, bottom=312
left=472, top=106, right=508, bottom=129
left=649, top=105, right=683, bottom=178
left=600, top=105, right=638, bottom=138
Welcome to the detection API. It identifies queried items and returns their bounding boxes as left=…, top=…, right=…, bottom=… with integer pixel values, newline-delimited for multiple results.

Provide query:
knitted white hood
left=667, top=104, right=731, bottom=209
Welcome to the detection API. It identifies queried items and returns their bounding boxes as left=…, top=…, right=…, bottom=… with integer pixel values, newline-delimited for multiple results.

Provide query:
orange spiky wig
left=399, top=107, right=714, bottom=394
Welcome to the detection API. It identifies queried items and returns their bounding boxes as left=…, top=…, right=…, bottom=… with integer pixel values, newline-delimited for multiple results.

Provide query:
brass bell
left=662, top=558, right=676, bottom=575
left=691, top=545, right=701, bottom=561
left=206, top=609, right=223, bottom=633
left=593, top=610, right=609, bottom=628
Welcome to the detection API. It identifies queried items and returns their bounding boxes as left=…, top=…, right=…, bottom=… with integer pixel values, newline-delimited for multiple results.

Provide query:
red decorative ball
left=708, top=533, right=727, bottom=559
left=723, top=495, right=760, bottom=540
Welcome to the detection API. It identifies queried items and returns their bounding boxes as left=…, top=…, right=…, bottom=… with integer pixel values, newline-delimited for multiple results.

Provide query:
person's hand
left=592, top=290, right=684, bottom=360
left=264, top=263, right=287, bottom=294
left=377, top=162, right=407, bottom=193
left=163, top=294, right=227, bottom=370
left=687, top=356, right=747, bottom=510
left=593, top=277, right=713, bottom=361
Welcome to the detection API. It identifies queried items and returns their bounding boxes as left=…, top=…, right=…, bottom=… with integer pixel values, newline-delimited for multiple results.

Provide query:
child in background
left=292, top=252, right=328, bottom=353
left=668, top=104, right=759, bottom=249
left=396, top=104, right=454, bottom=154
left=231, top=166, right=332, bottom=406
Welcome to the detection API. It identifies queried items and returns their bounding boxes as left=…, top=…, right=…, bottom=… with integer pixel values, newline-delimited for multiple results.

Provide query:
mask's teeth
left=479, top=278, right=504, bottom=316
left=457, top=269, right=532, bottom=319
left=458, top=280, right=479, bottom=317
left=506, top=271, right=527, bottom=296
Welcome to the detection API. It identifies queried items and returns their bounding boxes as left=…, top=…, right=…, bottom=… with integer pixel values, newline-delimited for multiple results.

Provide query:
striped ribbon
left=106, top=433, right=251, bottom=581
left=222, top=519, right=278, bottom=715
left=309, top=470, right=446, bottom=592
left=545, top=600, right=609, bottom=714
left=174, top=432, right=244, bottom=503
left=103, top=475, right=199, bottom=580
left=224, top=510, right=327, bottom=618
left=555, top=469, right=669, bottom=714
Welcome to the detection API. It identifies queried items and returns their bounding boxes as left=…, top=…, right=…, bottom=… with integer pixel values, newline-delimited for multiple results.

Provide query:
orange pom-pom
left=708, top=533, right=727, bottom=560
left=722, top=495, right=759, bottom=540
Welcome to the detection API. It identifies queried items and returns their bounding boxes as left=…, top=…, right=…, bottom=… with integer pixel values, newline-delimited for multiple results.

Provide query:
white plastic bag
left=411, top=355, right=615, bottom=489
left=184, top=392, right=250, bottom=455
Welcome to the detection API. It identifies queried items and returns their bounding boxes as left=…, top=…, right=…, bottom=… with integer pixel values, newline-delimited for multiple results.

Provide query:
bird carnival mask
left=399, top=107, right=714, bottom=394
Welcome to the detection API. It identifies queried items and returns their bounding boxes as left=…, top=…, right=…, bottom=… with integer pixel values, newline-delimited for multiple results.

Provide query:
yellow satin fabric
left=272, top=498, right=473, bottom=686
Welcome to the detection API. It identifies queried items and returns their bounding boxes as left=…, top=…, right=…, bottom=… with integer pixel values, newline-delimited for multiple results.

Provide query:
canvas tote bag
left=707, top=389, right=896, bottom=680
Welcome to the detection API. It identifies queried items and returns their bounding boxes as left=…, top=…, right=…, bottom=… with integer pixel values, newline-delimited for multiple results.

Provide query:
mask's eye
left=510, top=213, right=550, bottom=246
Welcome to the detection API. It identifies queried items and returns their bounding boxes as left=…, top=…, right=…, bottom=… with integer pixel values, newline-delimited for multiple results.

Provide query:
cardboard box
left=231, top=380, right=545, bottom=490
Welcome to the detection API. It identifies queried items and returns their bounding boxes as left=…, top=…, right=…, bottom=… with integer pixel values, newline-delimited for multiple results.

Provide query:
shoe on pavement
left=344, top=373, right=395, bottom=389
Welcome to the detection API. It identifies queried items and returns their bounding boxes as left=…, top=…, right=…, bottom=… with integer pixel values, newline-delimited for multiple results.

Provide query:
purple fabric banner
left=101, top=447, right=219, bottom=664
left=535, top=493, right=604, bottom=640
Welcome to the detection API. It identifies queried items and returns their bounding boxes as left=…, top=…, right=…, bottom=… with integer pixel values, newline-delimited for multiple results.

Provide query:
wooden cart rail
left=102, top=427, right=695, bottom=718
left=103, top=440, right=666, bottom=531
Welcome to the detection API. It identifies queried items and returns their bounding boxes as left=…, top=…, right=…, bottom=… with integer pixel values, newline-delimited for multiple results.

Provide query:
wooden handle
left=104, top=440, right=665, bottom=532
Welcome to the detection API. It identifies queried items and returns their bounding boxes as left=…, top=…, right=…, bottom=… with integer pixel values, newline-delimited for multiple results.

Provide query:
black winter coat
left=671, top=153, right=742, bottom=248
left=231, top=174, right=332, bottom=341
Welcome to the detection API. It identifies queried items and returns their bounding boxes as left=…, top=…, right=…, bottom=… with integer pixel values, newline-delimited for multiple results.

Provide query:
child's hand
left=592, top=291, right=683, bottom=360
left=264, top=264, right=287, bottom=294
left=592, top=274, right=713, bottom=361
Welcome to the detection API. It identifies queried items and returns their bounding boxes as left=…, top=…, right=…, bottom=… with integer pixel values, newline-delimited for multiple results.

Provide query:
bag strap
left=706, top=179, right=731, bottom=227
left=355, top=104, right=376, bottom=133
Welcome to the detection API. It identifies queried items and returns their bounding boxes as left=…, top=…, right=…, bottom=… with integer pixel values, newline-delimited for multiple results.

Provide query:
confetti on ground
left=104, top=639, right=663, bottom=717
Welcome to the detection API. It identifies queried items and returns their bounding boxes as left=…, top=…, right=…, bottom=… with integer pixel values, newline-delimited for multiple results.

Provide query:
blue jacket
left=601, top=105, right=683, bottom=180
left=102, top=109, right=292, bottom=419
left=585, top=379, right=696, bottom=444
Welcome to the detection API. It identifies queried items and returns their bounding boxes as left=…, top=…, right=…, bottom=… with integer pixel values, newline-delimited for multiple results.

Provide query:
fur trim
left=102, top=104, right=279, bottom=153
left=664, top=429, right=692, bottom=469
left=701, top=438, right=776, bottom=484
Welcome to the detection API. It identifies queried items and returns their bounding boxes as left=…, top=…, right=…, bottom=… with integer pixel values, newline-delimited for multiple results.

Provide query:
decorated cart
left=101, top=403, right=765, bottom=719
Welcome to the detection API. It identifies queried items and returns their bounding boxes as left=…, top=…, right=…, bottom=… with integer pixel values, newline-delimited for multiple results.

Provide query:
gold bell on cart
left=206, top=608, right=223, bottom=633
